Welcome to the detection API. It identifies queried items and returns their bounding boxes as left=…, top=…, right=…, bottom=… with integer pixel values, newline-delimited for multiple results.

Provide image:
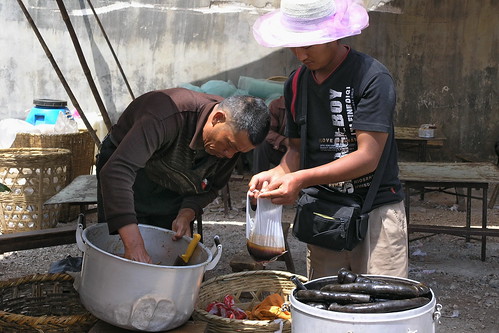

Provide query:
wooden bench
left=399, top=162, right=499, bottom=261
left=395, top=126, right=446, bottom=162
left=456, top=154, right=499, bottom=209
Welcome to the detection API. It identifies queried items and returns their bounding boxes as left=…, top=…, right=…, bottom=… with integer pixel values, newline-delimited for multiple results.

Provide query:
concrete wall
left=1, top=0, right=497, bottom=161
left=1, top=0, right=297, bottom=125
left=345, top=0, right=498, bottom=161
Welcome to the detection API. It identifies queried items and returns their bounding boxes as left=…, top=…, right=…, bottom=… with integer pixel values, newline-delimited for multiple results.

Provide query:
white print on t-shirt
left=329, top=89, right=344, bottom=127
left=318, top=131, right=349, bottom=158
left=325, top=87, right=357, bottom=194
left=344, top=87, right=354, bottom=126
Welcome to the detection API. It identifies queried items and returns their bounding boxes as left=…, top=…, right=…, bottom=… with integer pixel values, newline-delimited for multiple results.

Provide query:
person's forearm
left=291, top=150, right=377, bottom=189
left=118, top=224, right=144, bottom=251
left=176, top=208, right=196, bottom=223
left=278, top=139, right=300, bottom=173
left=291, top=131, right=387, bottom=189
left=118, top=223, right=151, bottom=263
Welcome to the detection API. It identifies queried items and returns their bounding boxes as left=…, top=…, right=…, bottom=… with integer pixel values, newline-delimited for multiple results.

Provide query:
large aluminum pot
left=74, top=223, right=222, bottom=332
left=290, top=275, right=442, bottom=333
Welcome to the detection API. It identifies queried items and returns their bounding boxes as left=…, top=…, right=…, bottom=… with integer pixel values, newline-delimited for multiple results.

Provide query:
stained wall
left=1, top=0, right=496, bottom=161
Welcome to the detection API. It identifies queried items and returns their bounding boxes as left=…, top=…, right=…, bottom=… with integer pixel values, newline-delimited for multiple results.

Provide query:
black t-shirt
left=284, top=48, right=404, bottom=208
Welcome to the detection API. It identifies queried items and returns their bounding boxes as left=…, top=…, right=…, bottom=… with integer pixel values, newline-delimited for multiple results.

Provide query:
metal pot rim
left=81, top=223, right=213, bottom=269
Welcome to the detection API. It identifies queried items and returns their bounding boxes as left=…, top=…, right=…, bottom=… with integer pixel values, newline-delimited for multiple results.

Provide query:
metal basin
left=290, top=275, right=441, bottom=333
left=74, top=223, right=222, bottom=332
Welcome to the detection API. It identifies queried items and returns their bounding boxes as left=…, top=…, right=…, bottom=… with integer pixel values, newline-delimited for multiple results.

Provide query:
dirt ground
left=1, top=173, right=498, bottom=332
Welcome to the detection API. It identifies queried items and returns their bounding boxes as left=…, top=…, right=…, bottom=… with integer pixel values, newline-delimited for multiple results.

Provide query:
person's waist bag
left=289, top=66, right=391, bottom=251
left=293, top=186, right=368, bottom=251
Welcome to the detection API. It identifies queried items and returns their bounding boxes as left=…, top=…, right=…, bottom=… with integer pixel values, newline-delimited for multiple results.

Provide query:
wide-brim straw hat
left=253, top=0, right=369, bottom=48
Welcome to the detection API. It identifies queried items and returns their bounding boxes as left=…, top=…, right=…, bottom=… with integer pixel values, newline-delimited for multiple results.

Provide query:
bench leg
left=280, top=222, right=296, bottom=273
left=282, top=242, right=296, bottom=273
left=455, top=187, right=466, bottom=211
left=481, top=187, right=488, bottom=261
left=488, top=183, right=499, bottom=209
left=221, top=184, right=232, bottom=215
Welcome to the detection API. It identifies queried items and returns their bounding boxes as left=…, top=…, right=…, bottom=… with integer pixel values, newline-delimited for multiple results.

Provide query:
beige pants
left=306, top=200, right=408, bottom=280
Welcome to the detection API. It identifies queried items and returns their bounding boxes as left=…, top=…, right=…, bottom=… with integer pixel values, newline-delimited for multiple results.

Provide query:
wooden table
left=399, top=162, right=499, bottom=261
left=395, top=126, right=447, bottom=161
left=44, top=174, right=97, bottom=213
left=0, top=175, right=97, bottom=254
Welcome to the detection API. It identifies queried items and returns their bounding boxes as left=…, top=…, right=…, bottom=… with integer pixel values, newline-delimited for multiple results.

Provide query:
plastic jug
left=25, top=99, right=70, bottom=125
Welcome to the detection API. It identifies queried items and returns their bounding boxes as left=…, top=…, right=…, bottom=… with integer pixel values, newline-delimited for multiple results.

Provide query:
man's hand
left=172, top=208, right=195, bottom=240
left=118, top=224, right=152, bottom=263
left=248, top=167, right=285, bottom=196
left=256, top=172, right=302, bottom=205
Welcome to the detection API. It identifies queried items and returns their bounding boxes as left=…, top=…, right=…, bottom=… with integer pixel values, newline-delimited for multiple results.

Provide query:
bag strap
left=290, top=65, right=305, bottom=122
left=361, top=132, right=391, bottom=214
left=296, top=68, right=309, bottom=170
left=291, top=65, right=391, bottom=214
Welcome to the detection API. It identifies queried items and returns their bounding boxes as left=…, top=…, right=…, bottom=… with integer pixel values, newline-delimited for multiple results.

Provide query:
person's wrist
left=119, top=224, right=143, bottom=246
left=292, top=169, right=307, bottom=191
left=178, top=207, right=196, bottom=221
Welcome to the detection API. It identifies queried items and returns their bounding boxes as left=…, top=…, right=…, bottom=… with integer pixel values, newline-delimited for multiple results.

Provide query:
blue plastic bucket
left=26, top=99, right=70, bottom=125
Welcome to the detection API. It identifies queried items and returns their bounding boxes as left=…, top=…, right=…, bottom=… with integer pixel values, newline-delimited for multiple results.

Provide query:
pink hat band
left=253, top=0, right=369, bottom=48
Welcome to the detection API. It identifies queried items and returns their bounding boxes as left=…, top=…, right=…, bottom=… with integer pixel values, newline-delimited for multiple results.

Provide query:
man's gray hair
left=218, top=95, right=270, bottom=145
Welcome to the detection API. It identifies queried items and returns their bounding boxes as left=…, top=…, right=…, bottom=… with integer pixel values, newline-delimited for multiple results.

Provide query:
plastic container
left=237, top=76, right=284, bottom=99
left=418, top=124, right=436, bottom=138
left=25, top=99, right=70, bottom=125
left=290, top=275, right=442, bottom=333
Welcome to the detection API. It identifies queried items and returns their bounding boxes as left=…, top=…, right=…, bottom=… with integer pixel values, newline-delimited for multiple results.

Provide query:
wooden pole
left=87, top=0, right=135, bottom=100
left=16, top=0, right=101, bottom=147
left=55, top=0, right=113, bottom=132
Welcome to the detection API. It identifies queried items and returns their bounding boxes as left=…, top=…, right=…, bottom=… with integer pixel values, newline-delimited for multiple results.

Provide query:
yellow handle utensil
left=174, top=233, right=201, bottom=266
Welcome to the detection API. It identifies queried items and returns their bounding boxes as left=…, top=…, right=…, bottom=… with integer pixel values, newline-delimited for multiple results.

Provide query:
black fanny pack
left=292, top=186, right=369, bottom=251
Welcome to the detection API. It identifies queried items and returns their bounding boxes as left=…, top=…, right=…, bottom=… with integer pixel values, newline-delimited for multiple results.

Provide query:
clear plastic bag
left=246, top=194, right=286, bottom=262
left=54, top=110, right=79, bottom=134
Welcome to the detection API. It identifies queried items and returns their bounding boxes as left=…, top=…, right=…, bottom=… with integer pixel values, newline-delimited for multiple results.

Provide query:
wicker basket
left=0, top=273, right=98, bottom=333
left=11, top=130, right=95, bottom=222
left=193, top=270, right=308, bottom=333
left=0, top=148, right=71, bottom=234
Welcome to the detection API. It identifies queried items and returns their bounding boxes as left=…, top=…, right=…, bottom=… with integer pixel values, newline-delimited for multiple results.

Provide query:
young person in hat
left=97, top=89, right=269, bottom=263
left=249, top=0, right=408, bottom=279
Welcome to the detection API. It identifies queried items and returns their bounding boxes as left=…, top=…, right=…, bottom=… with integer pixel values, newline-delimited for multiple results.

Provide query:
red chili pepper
left=206, top=294, right=247, bottom=319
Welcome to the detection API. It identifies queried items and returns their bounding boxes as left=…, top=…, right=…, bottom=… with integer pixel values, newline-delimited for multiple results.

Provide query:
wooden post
left=55, top=0, right=113, bottom=132
left=87, top=0, right=135, bottom=100
left=16, top=0, right=101, bottom=147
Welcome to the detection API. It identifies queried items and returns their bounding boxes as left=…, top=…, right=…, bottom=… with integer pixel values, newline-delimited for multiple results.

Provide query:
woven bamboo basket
left=0, top=148, right=71, bottom=234
left=193, top=270, right=308, bottom=333
left=0, top=273, right=98, bottom=333
left=11, top=130, right=95, bottom=222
